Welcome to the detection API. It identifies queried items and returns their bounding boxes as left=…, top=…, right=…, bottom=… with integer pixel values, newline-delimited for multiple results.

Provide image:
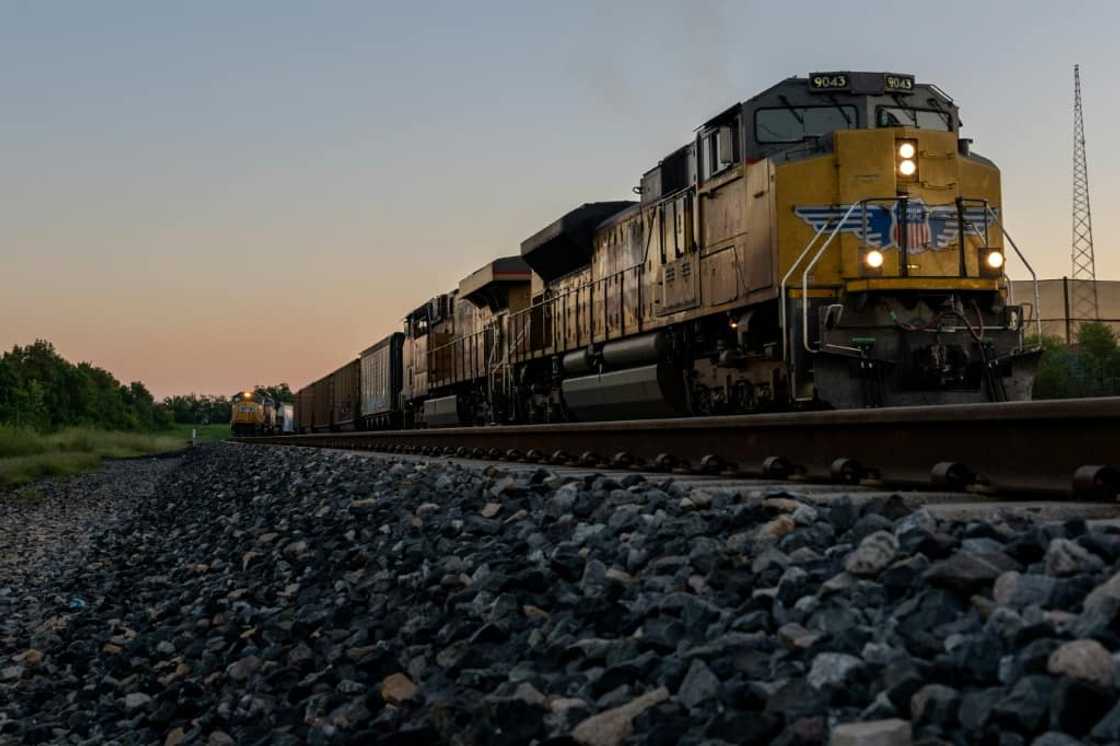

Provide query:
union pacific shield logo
left=794, top=200, right=996, bottom=254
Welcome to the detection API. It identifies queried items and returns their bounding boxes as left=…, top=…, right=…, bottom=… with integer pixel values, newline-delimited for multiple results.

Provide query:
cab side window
left=701, top=117, right=740, bottom=180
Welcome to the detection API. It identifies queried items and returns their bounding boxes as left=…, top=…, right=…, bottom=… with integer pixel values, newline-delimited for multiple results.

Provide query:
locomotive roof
left=744, top=71, right=953, bottom=108
left=459, top=255, right=532, bottom=310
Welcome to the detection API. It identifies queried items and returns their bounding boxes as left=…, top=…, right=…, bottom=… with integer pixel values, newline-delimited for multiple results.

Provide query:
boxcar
left=359, top=332, right=405, bottom=429
left=331, top=359, right=361, bottom=430
left=294, top=386, right=314, bottom=433
left=312, top=374, right=333, bottom=432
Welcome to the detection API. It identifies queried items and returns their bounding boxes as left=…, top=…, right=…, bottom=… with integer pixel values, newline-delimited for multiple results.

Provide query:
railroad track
left=237, top=397, right=1120, bottom=498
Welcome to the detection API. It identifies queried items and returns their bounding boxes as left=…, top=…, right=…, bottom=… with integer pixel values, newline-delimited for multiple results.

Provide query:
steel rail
left=239, top=397, right=1120, bottom=497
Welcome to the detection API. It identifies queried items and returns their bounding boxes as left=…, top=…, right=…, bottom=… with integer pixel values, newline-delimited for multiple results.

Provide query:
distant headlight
left=986, top=250, right=1005, bottom=269
left=865, top=249, right=885, bottom=269
left=898, top=159, right=917, bottom=177
left=898, top=142, right=916, bottom=159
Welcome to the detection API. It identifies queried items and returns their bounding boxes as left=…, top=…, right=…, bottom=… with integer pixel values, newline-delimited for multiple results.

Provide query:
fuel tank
left=560, top=331, right=670, bottom=375
left=422, top=395, right=461, bottom=427
left=561, top=363, right=688, bottom=421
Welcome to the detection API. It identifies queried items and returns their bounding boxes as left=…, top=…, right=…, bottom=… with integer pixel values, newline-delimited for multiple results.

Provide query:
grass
left=169, top=423, right=231, bottom=444
left=0, top=423, right=226, bottom=489
left=0, top=452, right=103, bottom=490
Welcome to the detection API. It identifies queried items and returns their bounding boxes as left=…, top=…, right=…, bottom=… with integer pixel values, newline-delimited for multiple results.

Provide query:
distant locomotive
left=293, top=72, right=1041, bottom=433
left=231, top=391, right=294, bottom=435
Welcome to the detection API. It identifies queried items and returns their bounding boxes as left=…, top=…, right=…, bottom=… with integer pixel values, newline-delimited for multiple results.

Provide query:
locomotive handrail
left=981, top=207, right=1042, bottom=343
left=794, top=202, right=863, bottom=354
left=779, top=205, right=854, bottom=364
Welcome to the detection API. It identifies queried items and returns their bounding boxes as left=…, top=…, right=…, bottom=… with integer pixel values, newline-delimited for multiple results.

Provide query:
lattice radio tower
left=1071, top=64, right=1099, bottom=321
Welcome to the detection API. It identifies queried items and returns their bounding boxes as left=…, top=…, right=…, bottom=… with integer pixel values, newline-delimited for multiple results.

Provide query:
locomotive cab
left=753, top=72, right=1038, bottom=406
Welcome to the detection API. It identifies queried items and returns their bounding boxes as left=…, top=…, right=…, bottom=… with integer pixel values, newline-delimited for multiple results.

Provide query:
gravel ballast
left=2, top=443, right=1120, bottom=745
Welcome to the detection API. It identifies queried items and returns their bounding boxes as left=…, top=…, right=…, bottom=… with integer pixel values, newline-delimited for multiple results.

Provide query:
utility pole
left=1071, top=64, right=1099, bottom=325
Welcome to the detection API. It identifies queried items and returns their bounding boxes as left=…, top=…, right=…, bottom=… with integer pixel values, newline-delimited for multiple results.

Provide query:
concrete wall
left=1010, top=278, right=1120, bottom=342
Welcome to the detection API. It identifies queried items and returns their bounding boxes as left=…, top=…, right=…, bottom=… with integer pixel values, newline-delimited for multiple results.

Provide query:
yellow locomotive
left=297, top=71, right=1041, bottom=430
left=230, top=390, right=276, bottom=435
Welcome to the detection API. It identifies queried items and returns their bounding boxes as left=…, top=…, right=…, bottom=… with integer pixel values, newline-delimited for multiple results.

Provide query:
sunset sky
left=3, top=0, right=1118, bottom=398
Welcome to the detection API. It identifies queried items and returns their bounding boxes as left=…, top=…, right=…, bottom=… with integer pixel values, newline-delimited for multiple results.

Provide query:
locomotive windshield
left=876, top=106, right=952, bottom=130
left=755, top=105, right=858, bottom=143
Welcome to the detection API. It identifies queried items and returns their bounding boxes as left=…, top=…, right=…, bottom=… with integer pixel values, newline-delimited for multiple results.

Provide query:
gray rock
left=895, top=508, right=936, bottom=536
left=830, top=719, right=912, bottom=746
left=911, top=683, right=960, bottom=726
left=226, top=655, right=261, bottom=682
left=1047, top=639, right=1115, bottom=687
left=807, top=652, right=864, bottom=690
left=1045, top=538, right=1105, bottom=577
left=994, top=571, right=1058, bottom=608
left=962, top=537, right=1007, bottom=554
left=1083, top=569, right=1120, bottom=610
left=845, top=531, right=899, bottom=577
left=124, top=692, right=152, bottom=711
left=676, top=659, right=721, bottom=710
left=792, top=504, right=819, bottom=525
left=1030, top=734, right=1085, bottom=746
left=985, top=606, right=1026, bottom=641
left=925, top=552, right=1005, bottom=593
left=1091, top=702, right=1120, bottom=742
left=959, top=686, right=1004, bottom=733
left=571, top=686, right=670, bottom=746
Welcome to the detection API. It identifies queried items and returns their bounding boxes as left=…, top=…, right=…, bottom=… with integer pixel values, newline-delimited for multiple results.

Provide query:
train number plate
left=885, top=74, right=915, bottom=92
left=809, top=73, right=848, bottom=91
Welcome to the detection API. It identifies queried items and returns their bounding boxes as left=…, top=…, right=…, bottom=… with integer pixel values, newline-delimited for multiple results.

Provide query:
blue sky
left=2, top=0, right=1117, bottom=395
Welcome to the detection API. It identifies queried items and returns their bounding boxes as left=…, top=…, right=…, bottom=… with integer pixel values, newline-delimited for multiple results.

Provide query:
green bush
left=0, top=425, right=48, bottom=459
left=1031, top=321, right=1120, bottom=399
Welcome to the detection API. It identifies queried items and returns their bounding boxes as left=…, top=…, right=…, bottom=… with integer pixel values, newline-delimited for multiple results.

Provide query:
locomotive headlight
left=986, top=250, right=1005, bottom=270
left=864, top=249, right=885, bottom=269
left=896, top=139, right=918, bottom=180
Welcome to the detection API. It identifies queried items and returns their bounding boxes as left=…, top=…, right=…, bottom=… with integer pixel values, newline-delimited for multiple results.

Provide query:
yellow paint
left=773, top=127, right=1004, bottom=293
left=787, top=289, right=839, bottom=299
left=844, top=278, right=1000, bottom=292
left=230, top=400, right=265, bottom=427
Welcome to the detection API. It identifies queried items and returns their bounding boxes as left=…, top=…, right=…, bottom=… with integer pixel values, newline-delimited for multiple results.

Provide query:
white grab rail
left=986, top=208, right=1043, bottom=343
left=779, top=202, right=860, bottom=362
left=799, top=203, right=861, bottom=353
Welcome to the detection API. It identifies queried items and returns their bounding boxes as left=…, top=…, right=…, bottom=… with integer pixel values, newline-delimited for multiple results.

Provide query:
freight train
left=289, top=71, right=1041, bottom=433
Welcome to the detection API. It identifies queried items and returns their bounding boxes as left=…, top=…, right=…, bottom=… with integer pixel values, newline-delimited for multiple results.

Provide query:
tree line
left=163, top=384, right=294, bottom=425
left=0, top=340, right=294, bottom=432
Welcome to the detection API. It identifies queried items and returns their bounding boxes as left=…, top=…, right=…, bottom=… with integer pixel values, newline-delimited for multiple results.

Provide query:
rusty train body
left=293, top=72, right=1040, bottom=433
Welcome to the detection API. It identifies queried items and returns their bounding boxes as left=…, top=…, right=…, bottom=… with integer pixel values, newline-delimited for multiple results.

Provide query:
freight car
left=298, top=71, right=1042, bottom=428
left=360, top=333, right=405, bottom=430
left=294, top=386, right=314, bottom=433
left=331, top=359, right=360, bottom=431
left=292, top=360, right=360, bottom=432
